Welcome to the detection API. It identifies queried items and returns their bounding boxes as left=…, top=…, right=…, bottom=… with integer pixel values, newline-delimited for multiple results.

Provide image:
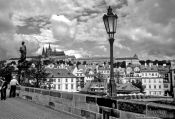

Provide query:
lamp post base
left=108, top=79, right=116, bottom=97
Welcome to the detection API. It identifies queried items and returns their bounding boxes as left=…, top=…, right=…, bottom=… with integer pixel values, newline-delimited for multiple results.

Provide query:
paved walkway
left=0, top=98, right=80, bottom=119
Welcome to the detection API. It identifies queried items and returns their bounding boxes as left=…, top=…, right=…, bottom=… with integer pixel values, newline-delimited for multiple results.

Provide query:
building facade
left=46, top=68, right=77, bottom=92
left=141, top=66, right=164, bottom=96
left=72, top=66, right=85, bottom=91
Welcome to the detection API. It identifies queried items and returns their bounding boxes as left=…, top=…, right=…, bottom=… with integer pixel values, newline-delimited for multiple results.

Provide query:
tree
left=131, top=80, right=145, bottom=93
left=121, top=61, right=126, bottom=68
left=139, top=60, right=145, bottom=65
left=25, top=60, right=49, bottom=88
left=83, top=61, right=87, bottom=65
left=0, top=64, right=15, bottom=83
left=76, top=61, right=81, bottom=66
left=67, top=61, right=73, bottom=66
left=153, top=60, right=159, bottom=65
left=116, top=62, right=120, bottom=68
left=146, top=60, right=152, bottom=65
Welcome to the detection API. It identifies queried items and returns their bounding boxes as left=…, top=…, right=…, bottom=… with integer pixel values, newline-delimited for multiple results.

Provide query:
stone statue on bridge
left=18, top=41, right=27, bottom=84
left=19, top=41, right=27, bottom=63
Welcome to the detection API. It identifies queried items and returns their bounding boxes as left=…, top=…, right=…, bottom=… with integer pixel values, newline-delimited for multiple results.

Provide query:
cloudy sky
left=0, top=0, right=175, bottom=60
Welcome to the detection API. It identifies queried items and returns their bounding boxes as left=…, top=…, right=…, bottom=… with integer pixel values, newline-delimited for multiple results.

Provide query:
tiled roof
left=117, top=83, right=140, bottom=92
left=46, top=68, right=77, bottom=78
left=157, top=66, right=170, bottom=73
left=140, top=65, right=158, bottom=72
left=98, top=66, right=110, bottom=70
left=84, top=73, right=96, bottom=77
left=126, top=64, right=140, bottom=68
left=67, top=65, right=76, bottom=72
left=77, top=65, right=87, bottom=73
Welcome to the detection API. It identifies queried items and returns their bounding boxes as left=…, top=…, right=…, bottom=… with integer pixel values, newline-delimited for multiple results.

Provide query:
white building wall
left=142, top=76, right=164, bottom=96
left=52, top=77, right=77, bottom=92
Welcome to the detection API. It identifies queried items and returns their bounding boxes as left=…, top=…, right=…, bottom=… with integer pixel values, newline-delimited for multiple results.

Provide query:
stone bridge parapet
left=16, top=86, right=175, bottom=119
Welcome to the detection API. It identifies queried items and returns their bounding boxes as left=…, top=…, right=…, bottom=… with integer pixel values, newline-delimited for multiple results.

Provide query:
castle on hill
left=42, top=44, right=65, bottom=58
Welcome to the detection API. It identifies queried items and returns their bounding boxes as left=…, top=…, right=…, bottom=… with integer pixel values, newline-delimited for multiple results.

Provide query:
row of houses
left=42, top=61, right=172, bottom=96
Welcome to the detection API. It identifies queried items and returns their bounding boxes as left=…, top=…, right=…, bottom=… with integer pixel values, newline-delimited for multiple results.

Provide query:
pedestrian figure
left=9, top=77, right=19, bottom=98
left=1, top=79, right=8, bottom=100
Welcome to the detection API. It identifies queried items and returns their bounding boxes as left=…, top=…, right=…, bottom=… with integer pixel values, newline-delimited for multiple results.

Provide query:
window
left=152, top=73, right=154, bottom=76
left=159, top=79, right=161, bottom=83
left=144, top=79, right=146, bottom=83
left=58, top=84, right=60, bottom=89
left=164, top=84, right=168, bottom=88
left=53, top=79, right=56, bottom=82
left=159, top=91, right=161, bottom=95
left=71, top=84, right=74, bottom=89
left=53, top=84, right=56, bottom=89
left=71, top=78, right=74, bottom=82
left=149, top=79, right=151, bottom=83
left=154, top=85, right=156, bottom=89
left=65, top=79, right=68, bottom=82
left=159, top=85, right=161, bottom=89
left=154, top=79, right=156, bottom=83
left=65, top=84, right=68, bottom=89
left=149, top=85, right=151, bottom=89
left=58, top=79, right=60, bottom=82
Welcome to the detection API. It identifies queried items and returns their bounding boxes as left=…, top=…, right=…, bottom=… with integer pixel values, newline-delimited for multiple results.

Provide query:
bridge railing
left=16, top=86, right=175, bottom=119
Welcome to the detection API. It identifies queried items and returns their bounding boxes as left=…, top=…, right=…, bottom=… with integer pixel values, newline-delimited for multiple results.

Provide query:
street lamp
left=103, top=6, right=118, bottom=97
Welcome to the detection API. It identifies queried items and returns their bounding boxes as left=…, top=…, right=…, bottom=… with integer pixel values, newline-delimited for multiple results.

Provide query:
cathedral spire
left=42, top=47, right=45, bottom=56
left=49, top=43, right=51, bottom=50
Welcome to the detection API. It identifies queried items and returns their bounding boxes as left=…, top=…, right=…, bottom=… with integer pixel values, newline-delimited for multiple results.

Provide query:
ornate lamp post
left=103, top=6, right=118, bottom=97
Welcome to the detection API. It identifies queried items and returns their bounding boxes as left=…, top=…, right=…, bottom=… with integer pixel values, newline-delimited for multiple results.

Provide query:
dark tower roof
left=48, top=43, right=51, bottom=50
left=133, top=54, right=138, bottom=59
left=42, top=47, right=45, bottom=56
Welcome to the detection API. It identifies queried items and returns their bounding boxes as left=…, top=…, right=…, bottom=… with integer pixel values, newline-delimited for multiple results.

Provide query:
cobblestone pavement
left=0, top=98, right=80, bottom=119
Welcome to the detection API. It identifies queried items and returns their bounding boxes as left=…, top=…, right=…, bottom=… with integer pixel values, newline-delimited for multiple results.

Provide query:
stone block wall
left=16, top=86, right=174, bottom=119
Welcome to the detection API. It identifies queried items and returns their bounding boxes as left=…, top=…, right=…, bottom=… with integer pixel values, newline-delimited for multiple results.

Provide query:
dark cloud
left=0, top=18, right=13, bottom=33
left=135, top=0, right=175, bottom=25
left=16, top=16, right=50, bottom=34
left=0, top=0, right=14, bottom=33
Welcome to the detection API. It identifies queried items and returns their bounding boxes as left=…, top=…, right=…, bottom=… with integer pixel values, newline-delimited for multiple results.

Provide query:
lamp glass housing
left=103, top=6, right=118, bottom=39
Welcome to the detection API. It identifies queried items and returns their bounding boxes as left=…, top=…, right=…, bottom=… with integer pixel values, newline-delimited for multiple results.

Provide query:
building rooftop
left=140, top=65, right=158, bottom=72
left=117, top=83, right=140, bottom=93
left=46, top=68, right=77, bottom=78
left=77, top=54, right=139, bottom=61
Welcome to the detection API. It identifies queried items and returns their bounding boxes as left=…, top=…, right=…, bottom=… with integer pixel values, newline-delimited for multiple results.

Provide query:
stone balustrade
left=16, top=86, right=175, bottom=119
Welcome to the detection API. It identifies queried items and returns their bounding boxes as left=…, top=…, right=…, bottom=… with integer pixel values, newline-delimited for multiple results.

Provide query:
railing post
left=103, top=110, right=109, bottom=119
left=146, top=102, right=151, bottom=117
